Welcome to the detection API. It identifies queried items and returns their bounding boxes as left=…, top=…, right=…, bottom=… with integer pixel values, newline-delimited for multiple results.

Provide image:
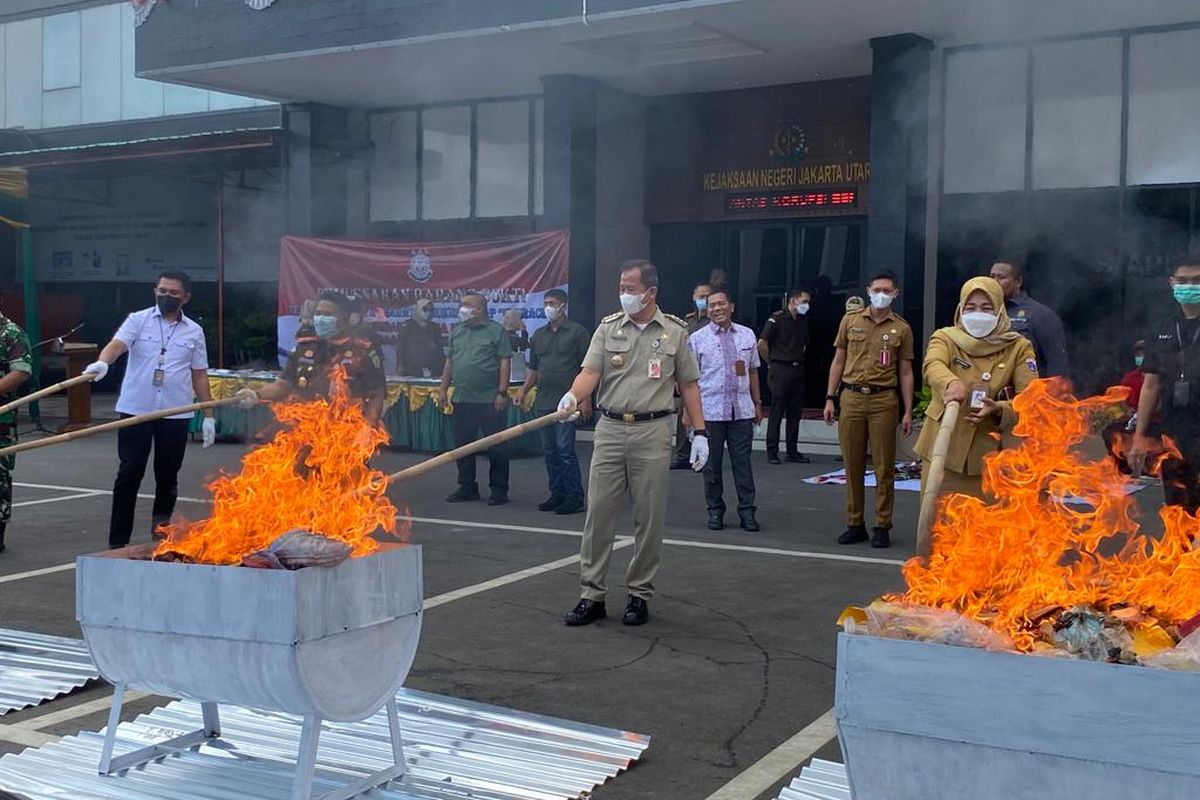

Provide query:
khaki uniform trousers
left=579, top=415, right=671, bottom=601
left=838, top=389, right=899, bottom=529
left=917, top=459, right=986, bottom=554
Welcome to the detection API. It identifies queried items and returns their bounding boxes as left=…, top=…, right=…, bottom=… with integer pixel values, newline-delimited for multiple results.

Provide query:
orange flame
left=154, top=368, right=403, bottom=565
left=899, top=378, right=1200, bottom=651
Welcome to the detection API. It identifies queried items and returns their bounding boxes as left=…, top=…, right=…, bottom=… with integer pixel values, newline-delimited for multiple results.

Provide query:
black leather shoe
left=564, top=599, right=606, bottom=626
left=767, top=453, right=781, bottom=465
left=707, top=513, right=724, bottom=530
left=622, top=596, right=649, bottom=626
left=785, top=453, right=811, bottom=464
left=871, top=527, right=891, bottom=548
left=739, top=513, right=760, bottom=532
left=446, top=486, right=480, bottom=503
left=538, top=494, right=564, bottom=512
left=555, top=496, right=586, bottom=515
left=487, top=492, right=509, bottom=506
left=838, top=524, right=869, bottom=544
left=670, top=459, right=692, bottom=471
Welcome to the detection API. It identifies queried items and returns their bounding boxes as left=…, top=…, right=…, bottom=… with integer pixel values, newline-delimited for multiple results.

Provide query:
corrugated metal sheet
left=777, top=759, right=850, bottom=800
left=0, top=628, right=98, bottom=715
left=0, top=688, right=650, bottom=800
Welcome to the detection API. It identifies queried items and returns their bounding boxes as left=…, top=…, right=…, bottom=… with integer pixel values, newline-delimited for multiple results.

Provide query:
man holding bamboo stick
left=85, top=271, right=215, bottom=549
left=0, top=312, right=32, bottom=554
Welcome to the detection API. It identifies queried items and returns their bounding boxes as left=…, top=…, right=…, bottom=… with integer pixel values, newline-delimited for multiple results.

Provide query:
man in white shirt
left=85, top=271, right=214, bottom=548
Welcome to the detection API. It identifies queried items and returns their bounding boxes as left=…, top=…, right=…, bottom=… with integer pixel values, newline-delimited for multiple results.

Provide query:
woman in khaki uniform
left=914, top=276, right=1039, bottom=547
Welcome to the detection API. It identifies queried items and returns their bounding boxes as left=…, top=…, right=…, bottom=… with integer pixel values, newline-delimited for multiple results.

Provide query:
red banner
left=276, top=230, right=570, bottom=373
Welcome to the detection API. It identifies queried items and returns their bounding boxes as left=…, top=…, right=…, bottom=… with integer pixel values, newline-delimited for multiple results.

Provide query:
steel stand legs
left=98, top=682, right=221, bottom=775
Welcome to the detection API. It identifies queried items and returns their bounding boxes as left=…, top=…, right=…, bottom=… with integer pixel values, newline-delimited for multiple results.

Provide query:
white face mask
left=794, top=302, right=810, bottom=315
left=544, top=305, right=564, bottom=321
left=961, top=311, right=999, bottom=339
left=869, top=291, right=894, bottom=310
left=620, top=291, right=647, bottom=316
left=457, top=306, right=475, bottom=323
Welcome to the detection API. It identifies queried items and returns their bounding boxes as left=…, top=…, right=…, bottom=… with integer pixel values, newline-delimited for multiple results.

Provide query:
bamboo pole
left=383, top=407, right=576, bottom=486
left=0, top=397, right=241, bottom=458
left=915, top=400, right=960, bottom=557
left=0, top=373, right=95, bottom=417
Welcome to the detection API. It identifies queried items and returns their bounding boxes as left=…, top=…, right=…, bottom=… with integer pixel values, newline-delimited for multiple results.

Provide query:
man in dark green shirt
left=515, top=289, right=592, bottom=515
left=438, top=292, right=513, bottom=505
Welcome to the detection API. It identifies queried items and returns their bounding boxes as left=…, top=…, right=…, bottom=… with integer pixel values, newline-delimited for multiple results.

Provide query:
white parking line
left=13, top=491, right=106, bottom=509
left=701, top=707, right=838, bottom=800
left=0, top=563, right=76, bottom=585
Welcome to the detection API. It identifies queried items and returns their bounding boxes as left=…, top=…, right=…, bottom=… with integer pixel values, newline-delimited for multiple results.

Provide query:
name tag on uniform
left=735, top=359, right=746, bottom=376
left=152, top=369, right=165, bottom=387
left=648, top=358, right=662, bottom=379
left=1174, top=379, right=1191, bottom=408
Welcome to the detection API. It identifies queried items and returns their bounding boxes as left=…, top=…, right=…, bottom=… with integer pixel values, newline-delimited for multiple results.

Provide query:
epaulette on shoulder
left=891, top=312, right=910, bottom=324
left=601, top=311, right=624, bottom=323
left=663, top=313, right=687, bottom=327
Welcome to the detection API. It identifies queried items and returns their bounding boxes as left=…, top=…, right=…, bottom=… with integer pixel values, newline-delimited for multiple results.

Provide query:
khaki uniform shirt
left=914, top=330, right=1038, bottom=475
left=834, top=308, right=914, bottom=387
left=583, top=307, right=700, bottom=415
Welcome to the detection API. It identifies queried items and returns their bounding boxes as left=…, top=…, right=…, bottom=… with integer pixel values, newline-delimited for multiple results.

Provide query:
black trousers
left=452, top=401, right=510, bottom=493
left=1162, top=450, right=1200, bottom=515
left=766, top=361, right=805, bottom=456
left=109, top=416, right=192, bottom=548
left=703, top=419, right=757, bottom=515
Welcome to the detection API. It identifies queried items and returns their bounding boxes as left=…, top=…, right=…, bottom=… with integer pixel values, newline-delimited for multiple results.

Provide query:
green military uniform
left=579, top=308, right=700, bottom=601
left=283, top=329, right=386, bottom=401
left=0, top=315, right=32, bottom=524
left=834, top=307, right=913, bottom=530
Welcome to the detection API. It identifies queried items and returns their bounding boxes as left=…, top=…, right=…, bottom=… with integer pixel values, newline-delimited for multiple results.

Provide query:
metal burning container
left=76, top=543, right=423, bottom=800
left=835, top=633, right=1200, bottom=800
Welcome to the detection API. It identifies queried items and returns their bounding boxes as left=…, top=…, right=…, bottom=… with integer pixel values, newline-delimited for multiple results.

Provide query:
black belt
left=842, top=383, right=896, bottom=395
left=770, top=359, right=804, bottom=367
left=600, top=408, right=672, bottom=422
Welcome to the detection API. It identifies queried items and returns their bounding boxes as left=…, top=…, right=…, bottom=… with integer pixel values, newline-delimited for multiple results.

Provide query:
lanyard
left=1176, top=321, right=1200, bottom=378
left=157, top=315, right=180, bottom=366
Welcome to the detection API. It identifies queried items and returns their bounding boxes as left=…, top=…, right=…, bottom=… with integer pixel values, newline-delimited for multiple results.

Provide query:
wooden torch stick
left=0, top=373, right=95, bottom=416
left=915, top=400, right=961, bottom=557
left=383, top=406, right=576, bottom=486
left=0, top=397, right=241, bottom=458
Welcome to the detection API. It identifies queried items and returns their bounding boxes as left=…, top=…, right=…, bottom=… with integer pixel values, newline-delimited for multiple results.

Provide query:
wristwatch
left=693, top=429, right=708, bottom=437
left=826, top=394, right=839, bottom=402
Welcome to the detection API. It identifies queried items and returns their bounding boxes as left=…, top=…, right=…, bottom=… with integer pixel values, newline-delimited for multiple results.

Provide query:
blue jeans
left=539, top=415, right=584, bottom=499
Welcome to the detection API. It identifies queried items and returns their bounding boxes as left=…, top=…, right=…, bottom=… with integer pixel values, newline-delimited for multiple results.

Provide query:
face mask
left=312, top=315, right=338, bottom=338
left=869, top=291, right=894, bottom=310
left=620, top=291, right=647, bottom=316
left=156, top=295, right=182, bottom=313
left=458, top=306, right=475, bottom=323
left=795, top=302, right=810, bottom=315
left=695, top=298, right=708, bottom=313
left=961, top=311, right=999, bottom=339
left=1173, top=284, right=1200, bottom=306
left=544, top=305, right=563, bottom=322
left=413, top=304, right=431, bottom=322
left=1134, top=355, right=1145, bottom=368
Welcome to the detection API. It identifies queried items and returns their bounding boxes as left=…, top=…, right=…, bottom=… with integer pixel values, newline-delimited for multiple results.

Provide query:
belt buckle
left=860, top=386, right=872, bottom=395
left=622, top=412, right=636, bottom=423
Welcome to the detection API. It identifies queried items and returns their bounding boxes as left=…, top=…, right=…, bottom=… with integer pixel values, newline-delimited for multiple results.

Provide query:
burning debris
left=154, top=369, right=404, bottom=565
left=844, top=378, right=1200, bottom=669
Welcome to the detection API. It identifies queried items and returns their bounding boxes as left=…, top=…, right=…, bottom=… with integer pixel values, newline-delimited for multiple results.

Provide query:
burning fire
left=897, top=378, right=1200, bottom=652
left=154, top=369, right=404, bottom=565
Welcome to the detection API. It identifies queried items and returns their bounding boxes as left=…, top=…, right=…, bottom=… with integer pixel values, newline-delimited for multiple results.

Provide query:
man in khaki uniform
left=823, top=269, right=915, bottom=549
left=558, top=260, right=707, bottom=627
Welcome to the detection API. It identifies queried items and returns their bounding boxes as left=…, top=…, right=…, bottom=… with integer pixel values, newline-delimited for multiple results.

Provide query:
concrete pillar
left=541, top=74, right=598, bottom=327
left=867, top=34, right=933, bottom=326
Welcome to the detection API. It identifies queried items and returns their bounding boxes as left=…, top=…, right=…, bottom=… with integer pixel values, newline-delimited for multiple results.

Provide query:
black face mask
left=157, top=295, right=182, bottom=313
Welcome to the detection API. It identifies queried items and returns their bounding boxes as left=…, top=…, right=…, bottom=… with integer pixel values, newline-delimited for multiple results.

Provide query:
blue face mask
left=1174, top=284, right=1200, bottom=306
left=1134, top=355, right=1145, bottom=368
left=695, top=297, right=708, bottom=313
left=313, top=315, right=338, bottom=338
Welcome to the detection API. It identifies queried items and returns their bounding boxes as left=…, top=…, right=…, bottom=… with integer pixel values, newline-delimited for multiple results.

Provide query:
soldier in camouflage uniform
left=0, top=313, right=33, bottom=553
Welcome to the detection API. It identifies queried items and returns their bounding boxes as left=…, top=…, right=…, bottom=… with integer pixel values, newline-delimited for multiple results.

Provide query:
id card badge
left=1174, top=379, right=1191, bottom=408
left=735, top=359, right=747, bottom=377
left=648, top=358, right=663, bottom=380
left=880, top=347, right=891, bottom=367
left=968, top=382, right=988, bottom=410
left=152, top=368, right=165, bottom=387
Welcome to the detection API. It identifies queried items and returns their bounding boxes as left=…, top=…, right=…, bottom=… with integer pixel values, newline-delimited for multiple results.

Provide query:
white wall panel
left=42, top=12, right=80, bottom=90
left=476, top=100, right=530, bottom=217
left=1128, top=28, right=1200, bottom=186
left=421, top=106, right=471, bottom=219
left=6, top=18, right=43, bottom=130
left=119, top=1, right=161, bottom=119
left=943, top=47, right=1027, bottom=194
left=41, top=86, right=80, bottom=128
left=164, top=83, right=209, bottom=115
left=80, top=4, right=122, bottom=124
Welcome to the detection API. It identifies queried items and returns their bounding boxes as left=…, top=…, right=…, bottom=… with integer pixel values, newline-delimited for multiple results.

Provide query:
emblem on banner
left=407, top=249, right=433, bottom=283
left=769, top=119, right=808, bottom=160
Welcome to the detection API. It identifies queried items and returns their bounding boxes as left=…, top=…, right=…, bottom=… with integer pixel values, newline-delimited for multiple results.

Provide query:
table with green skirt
left=198, top=370, right=544, bottom=454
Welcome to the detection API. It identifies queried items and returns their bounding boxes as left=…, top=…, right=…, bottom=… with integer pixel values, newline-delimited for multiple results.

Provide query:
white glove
left=234, top=388, right=259, bottom=409
left=201, top=417, right=216, bottom=448
left=83, top=361, right=108, bottom=381
left=690, top=434, right=710, bottom=472
left=557, top=391, right=579, bottom=422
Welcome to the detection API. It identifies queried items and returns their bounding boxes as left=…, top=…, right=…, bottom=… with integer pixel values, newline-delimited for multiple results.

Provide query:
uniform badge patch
left=1026, top=358, right=1038, bottom=373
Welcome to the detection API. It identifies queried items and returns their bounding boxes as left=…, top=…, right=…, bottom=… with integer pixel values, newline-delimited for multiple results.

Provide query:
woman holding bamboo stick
left=914, top=277, right=1039, bottom=552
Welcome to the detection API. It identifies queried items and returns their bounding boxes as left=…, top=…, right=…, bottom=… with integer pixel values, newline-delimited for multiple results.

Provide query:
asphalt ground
left=0, top=403, right=922, bottom=800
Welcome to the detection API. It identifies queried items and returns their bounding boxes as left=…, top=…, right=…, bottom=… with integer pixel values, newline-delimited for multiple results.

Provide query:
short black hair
left=787, top=287, right=811, bottom=301
left=317, top=290, right=355, bottom=317
left=1171, top=245, right=1200, bottom=274
left=544, top=288, right=568, bottom=304
left=157, top=270, right=192, bottom=293
left=707, top=288, right=731, bottom=303
left=620, top=259, right=659, bottom=289
left=868, top=269, right=900, bottom=288
left=992, top=258, right=1024, bottom=279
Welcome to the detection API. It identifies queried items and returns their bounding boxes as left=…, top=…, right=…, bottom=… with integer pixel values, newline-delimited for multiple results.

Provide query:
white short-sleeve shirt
left=113, top=307, right=209, bottom=418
